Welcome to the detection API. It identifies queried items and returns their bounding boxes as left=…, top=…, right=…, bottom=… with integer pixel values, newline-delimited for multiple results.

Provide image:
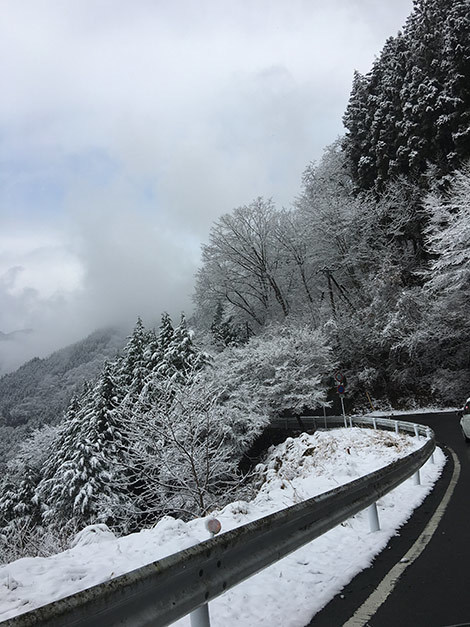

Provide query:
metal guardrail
left=269, top=414, right=436, bottom=434
left=1, top=416, right=435, bottom=627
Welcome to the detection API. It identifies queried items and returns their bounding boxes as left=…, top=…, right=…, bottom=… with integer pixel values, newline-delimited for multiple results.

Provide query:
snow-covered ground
left=363, top=406, right=458, bottom=416
left=0, top=427, right=445, bottom=626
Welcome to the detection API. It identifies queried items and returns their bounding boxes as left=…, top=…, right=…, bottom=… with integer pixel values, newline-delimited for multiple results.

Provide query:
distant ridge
left=0, top=329, right=34, bottom=341
left=0, top=326, right=128, bottom=468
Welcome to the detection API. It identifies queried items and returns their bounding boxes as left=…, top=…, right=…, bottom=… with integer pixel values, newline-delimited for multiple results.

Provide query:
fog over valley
left=1, top=0, right=413, bottom=374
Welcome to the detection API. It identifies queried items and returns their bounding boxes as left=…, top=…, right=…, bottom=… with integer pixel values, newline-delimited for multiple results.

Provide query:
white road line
left=343, top=448, right=461, bottom=627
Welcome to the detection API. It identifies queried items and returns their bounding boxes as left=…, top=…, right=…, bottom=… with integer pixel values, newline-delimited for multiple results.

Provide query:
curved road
left=309, top=410, right=470, bottom=627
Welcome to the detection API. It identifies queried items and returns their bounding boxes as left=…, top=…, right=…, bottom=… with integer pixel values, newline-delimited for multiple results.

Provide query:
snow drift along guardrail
left=0, top=416, right=435, bottom=627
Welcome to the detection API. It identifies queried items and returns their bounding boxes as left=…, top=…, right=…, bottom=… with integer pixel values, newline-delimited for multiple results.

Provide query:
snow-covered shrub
left=0, top=424, right=62, bottom=562
left=123, top=376, right=267, bottom=521
left=0, top=518, right=80, bottom=565
left=210, top=323, right=335, bottom=417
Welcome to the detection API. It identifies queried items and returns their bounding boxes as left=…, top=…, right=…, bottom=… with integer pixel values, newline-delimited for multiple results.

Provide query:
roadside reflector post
left=368, top=502, right=380, bottom=532
left=336, top=374, right=347, bottom=427
left=395, top=421, right=399, bottom=434
left=372, top=417, right=377, bottom=430
left=190, top=519, right=222, bottom=627
left=340, top=395, right=347, bottom=427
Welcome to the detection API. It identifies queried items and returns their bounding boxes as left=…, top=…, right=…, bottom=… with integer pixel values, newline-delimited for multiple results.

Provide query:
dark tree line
left=343, top=0, right=470, bottom=193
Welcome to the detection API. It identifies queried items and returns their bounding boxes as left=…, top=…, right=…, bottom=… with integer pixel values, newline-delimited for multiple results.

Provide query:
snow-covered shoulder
left=0, top=428, right=445, bottom=626
left=361, top=406, right=459, bottom=416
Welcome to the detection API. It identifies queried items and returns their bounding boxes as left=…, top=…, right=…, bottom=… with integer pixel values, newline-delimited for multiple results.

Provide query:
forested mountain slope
left=195, top=0, right=470, bottom=407
left=0, top=328, right=126, bottom=466
left=0, top=314, right=333, bottom=563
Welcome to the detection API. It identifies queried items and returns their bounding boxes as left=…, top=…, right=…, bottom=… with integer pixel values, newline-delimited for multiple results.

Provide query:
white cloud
left=0, top=0, right=414, bottom=369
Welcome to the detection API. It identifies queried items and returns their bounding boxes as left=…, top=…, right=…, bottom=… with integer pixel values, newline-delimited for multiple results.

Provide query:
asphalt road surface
left=308, top=410, right=470, bottom=627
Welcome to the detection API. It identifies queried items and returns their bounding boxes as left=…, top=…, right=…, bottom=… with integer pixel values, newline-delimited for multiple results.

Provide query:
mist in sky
left=0, top=0, right=413, bottom=373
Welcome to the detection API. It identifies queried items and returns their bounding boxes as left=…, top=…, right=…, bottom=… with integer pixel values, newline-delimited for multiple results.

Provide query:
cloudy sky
left=0, top=0, right=413, bottom=371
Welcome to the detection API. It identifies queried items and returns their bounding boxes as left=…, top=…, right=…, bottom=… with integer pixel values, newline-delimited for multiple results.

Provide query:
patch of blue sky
left=1, top=148, right=122, bottom=220
left=0, top=164, right=65, bottom=221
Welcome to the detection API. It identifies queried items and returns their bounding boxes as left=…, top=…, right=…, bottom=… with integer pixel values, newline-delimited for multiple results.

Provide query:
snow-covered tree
left=0, top=424, right=62, bottom=563
left=37, top=365, right=131, bottom=531
left=158, top=312, right=174, bottom=355
left=159, top=313, right=209, bottom=382
left=401, top=163, right=470, bottom=398
left=343, top=70, right=372, bottom=189
left=424, top=164, right=470, bottom=294
left=117, top=317, right=149, bottom=398
left=143, top=326, right=161, bottom=374
left=124, top=376, right=267, bottom=519
left=343, top=0, right=470, bottom=191
left=331, top=164, right=470, bottom=404
left=195, top=198, right=291, bottom=330
left=294, top=143, right=367, bottom=317
left=211, top=323, right=335, bottom=417
left=0, top=481, right=21, bottom=530
left=0, top=424, right=60, bottom=530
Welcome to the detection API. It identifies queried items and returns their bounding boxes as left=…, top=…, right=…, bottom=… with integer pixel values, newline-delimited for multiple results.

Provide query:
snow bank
left=361, top=406, right=458, bottom=416
left=0, top=428, right=445, bottom=625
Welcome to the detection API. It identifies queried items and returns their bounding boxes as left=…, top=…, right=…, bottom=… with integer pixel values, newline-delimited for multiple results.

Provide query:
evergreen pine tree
left=343, top=70, right=374, bottom=189
left=343, top=0, right=470, bottom=191
left=156, top=313, right=175, bottom=379
left=441, top=0, right=470, bottom=165
left=210, top=302, right=240, bottom=347
left=10, top=468, right=42, bottom=526
left=0, top=481, right=20, bottom=529
left=117, top=317, right=149, bottom=398
left=158, top=312, right=174, bottom=353
left=371, top=34, right=409, bottom=187
left=37, top=365, right=129, bottom=530
left=161, top=313, right=208, bottom=382
left=143, top=327, right=161, bottom=374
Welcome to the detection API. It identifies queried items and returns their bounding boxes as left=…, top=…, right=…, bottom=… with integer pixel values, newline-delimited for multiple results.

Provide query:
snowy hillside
left=0, top=327, right=127, bottom=468
left=0, top=427, right=445, bottom=625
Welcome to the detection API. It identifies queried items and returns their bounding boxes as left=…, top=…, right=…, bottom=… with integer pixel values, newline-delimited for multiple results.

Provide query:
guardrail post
left=425, top=428, right=435, bottom=463
left=414, top=424, right=419, bottom=437
left=189, top=519, right=222, bottom=627
left=190, top=603, right=210, bottom=627
left=368, top=502, right=380, bottom=532
left=372, top=417, right=377, bottom=430
left=394, top=420, right=399, bottom=434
